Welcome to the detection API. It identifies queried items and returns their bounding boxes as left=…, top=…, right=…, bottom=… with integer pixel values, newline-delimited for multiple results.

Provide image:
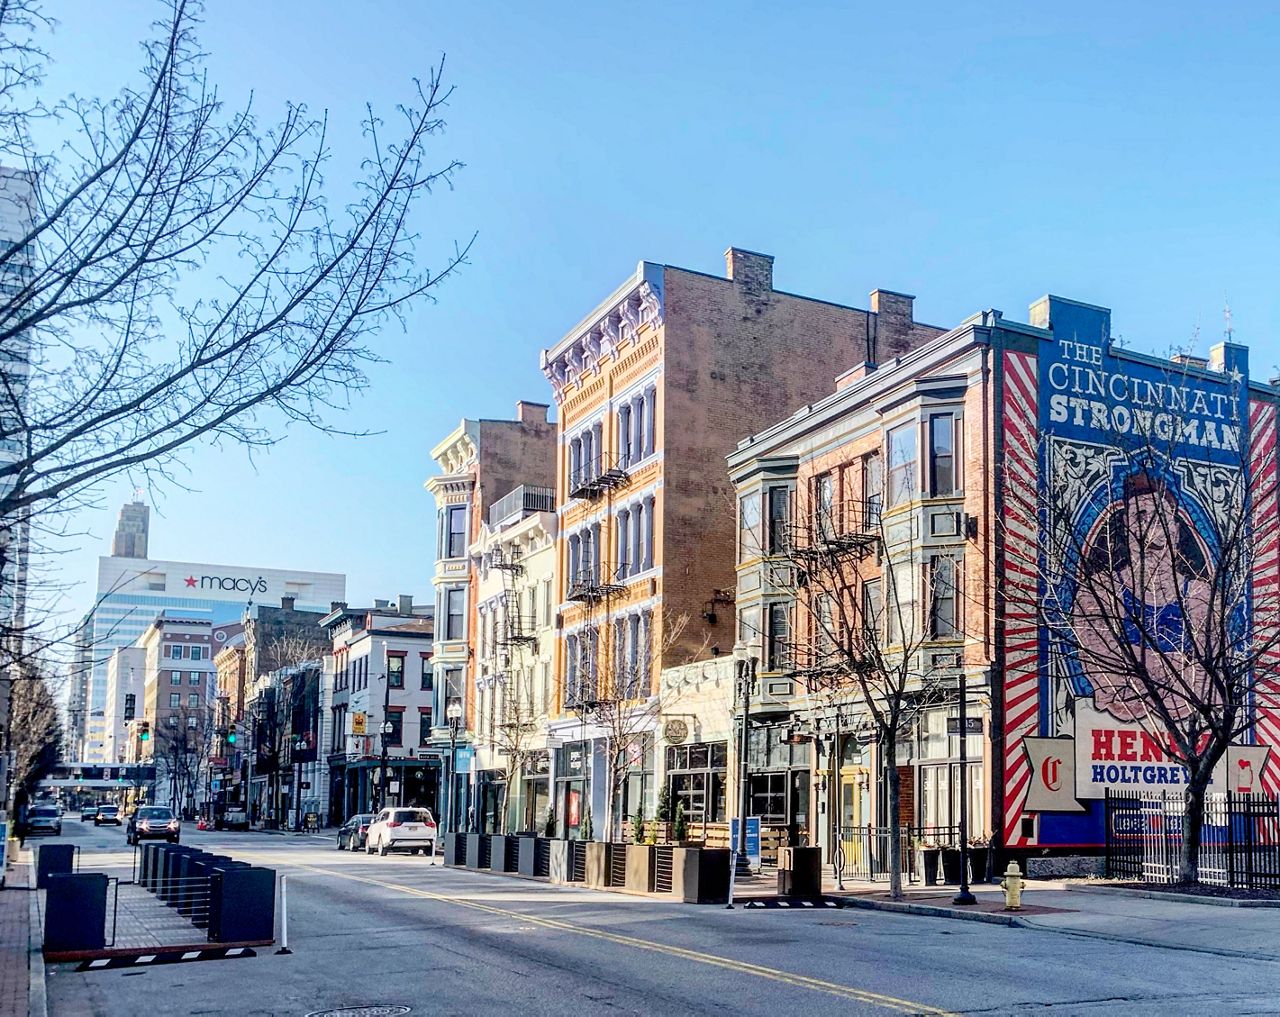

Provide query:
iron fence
left=1105, top=789, right=1280, bottom=888
left=831, top=825, right=964, bottom=885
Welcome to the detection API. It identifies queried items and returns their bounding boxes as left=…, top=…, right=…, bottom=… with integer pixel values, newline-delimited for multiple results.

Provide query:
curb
left=26, top=855, right=46, bottom=1017
left=834, top=895, right=1024, bottom=927
left=1016, top=916, right=1280, bottom=964
left=1063, top=882, right=1280, bottom=908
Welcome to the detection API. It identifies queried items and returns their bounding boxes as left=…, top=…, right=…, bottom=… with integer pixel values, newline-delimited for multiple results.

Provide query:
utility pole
left=378, top=641, right=391, bottom=811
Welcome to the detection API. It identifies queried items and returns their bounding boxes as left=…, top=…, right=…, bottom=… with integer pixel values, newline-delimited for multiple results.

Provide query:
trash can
left=44, top=873, right=108, bottom=953
left=36, top=844, right=76, bottom=889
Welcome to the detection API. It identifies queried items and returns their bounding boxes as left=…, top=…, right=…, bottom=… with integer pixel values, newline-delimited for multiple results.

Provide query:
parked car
left=80, top=805, right=98, bottom=822
left=365, top=808, right=436, bottom=856
left=94, top=805, right=121, bottom=826
left=336, top=813, right=375, bottom=851
left=219, top=809, right=249, bottom=831
left=126, top=805, right=180, bottom=845
left=27, top=805, right=62, bottom=837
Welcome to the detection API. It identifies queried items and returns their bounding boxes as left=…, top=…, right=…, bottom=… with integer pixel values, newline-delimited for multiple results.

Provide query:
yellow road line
left=240, top=851, right=954, bottom=1016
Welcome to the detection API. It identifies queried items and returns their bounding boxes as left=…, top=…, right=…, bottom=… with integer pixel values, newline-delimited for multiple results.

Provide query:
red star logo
left=184, top=576, right=197, bottom=588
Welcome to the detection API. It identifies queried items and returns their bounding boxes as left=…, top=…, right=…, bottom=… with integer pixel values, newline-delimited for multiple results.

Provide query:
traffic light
left=139, top=721, right=150, bottom=742
left=226, top=725, right=238, bottom=745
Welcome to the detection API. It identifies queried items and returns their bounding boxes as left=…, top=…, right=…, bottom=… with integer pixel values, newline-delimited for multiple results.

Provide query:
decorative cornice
left=540, top=263, right=665, bottom=401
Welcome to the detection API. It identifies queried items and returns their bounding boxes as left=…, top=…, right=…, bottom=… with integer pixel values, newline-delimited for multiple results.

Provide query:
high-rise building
left=111, top=500, right=150, bottom=558
left=77, top=518, right=345, bottom=761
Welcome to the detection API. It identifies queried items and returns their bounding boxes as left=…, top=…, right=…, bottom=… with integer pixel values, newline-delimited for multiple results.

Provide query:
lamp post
left=952, top=668, right=976, bottom=906
left=445, top=698, right=463, bottom=839
left=732, top=644, right=757, bottom=878
left=377, top=641, right=392, bottom=811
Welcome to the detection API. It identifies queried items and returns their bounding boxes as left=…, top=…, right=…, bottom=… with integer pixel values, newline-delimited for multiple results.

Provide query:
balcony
left=568, top=453, right=629, bottom=500
left=488, top=484, right=556, bottom=528
left=797, top=499, right=883, bottom=558
left=565, top=564, right=625, bottom=603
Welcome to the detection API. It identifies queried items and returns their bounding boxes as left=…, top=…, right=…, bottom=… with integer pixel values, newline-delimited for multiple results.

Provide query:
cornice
left=540, top=263, right=665, bottom=401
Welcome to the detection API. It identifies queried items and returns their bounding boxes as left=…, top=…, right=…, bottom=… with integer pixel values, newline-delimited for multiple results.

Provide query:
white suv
left=365, top=808, right=437, bottom=856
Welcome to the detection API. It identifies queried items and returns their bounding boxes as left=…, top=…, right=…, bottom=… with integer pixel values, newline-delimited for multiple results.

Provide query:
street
left=32, top=821, right=1280, bottom=1016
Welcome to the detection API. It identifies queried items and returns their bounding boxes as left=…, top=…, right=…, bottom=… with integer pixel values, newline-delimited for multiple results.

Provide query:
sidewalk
left=823, top=872, right=1280, bottom=960
left=0, top=844, right=31, bottom=1017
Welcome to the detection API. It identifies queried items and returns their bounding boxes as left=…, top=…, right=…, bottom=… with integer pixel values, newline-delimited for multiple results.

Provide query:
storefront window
left=665, top=741, right=727, bottom=823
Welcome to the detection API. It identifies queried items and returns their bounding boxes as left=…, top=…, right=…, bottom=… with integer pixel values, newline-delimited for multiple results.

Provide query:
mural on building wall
left=1002, top=313, right=1275, bottom=849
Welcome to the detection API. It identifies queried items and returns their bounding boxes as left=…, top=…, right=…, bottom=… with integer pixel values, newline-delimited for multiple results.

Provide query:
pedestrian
left=13, top=786, right=28, bottom=847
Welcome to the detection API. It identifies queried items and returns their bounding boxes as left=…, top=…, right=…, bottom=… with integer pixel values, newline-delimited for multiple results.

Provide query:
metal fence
left=832, top=825, right=962, bottom=885
left=1105, top=789, right=1280, bottom=888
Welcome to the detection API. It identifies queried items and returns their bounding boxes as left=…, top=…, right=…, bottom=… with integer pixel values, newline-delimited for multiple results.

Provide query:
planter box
left=548, top=839, right=572, bottom=884
left=673, top=847, right=731, bottom=904
left=444, top=832, right=467, bottom=867
left=777, top=846, right=823, bottom=898
left=941, top=849, right=963, bottom=884
left=625, top=844, right=657, bottom=893
left=584, top=842, right=610, bottom=888
left=465, top=833, right=492, bottom=870
left=517, top=836, right=539, bottom=877
left=491, top=835, right=519, bottom=873
left=968, top=848, right=990, bottom=883
left=920, top=849, right=941, bottom=886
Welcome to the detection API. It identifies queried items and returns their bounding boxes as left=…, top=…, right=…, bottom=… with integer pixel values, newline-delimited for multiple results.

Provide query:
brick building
left=424, top=402, right=556, bottom=829
left=539, top=247, right=943, bottom=837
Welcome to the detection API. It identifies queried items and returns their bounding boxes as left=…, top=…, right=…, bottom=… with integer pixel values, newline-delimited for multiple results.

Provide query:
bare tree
left=8, top=656, right=60, bottom=793
left=0, top=0, right=470, bottom=675
left=1006, top=382, right=1276, bottom=882
left=152, top=706, right=213, bottom=818
left=571, top=612, right=696, bottom=841
left=770, top=480, right=960, bottom=900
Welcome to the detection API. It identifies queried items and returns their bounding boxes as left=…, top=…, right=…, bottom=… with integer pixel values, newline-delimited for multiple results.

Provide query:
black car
left=80, top=805, right=98, bottom=822
left=94, top=804, right=121, bottom=826
left=336, top=813, right=375, bottom=851
left=126, top=805, right=180, bottom=845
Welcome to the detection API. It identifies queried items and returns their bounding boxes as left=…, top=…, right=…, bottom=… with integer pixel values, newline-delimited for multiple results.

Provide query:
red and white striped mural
left=1249, top=398, right=1280, bottom=796
left=1001, top=349, right=1040, bottom=848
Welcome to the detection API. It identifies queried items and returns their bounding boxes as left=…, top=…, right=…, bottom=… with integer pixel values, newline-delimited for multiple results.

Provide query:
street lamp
left=445, top=698, right=463, bottom=838
left=732, top=644, right=758, bottom=879
left=377, top=640, right=392, bottom=811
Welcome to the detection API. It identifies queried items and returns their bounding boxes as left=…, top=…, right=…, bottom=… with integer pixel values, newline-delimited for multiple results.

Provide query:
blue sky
left=45, top=1, right=1280, bottom=615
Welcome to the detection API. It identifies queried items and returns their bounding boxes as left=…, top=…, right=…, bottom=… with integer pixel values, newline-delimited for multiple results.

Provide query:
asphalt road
left=37, top=819, right=1280, bottom=1016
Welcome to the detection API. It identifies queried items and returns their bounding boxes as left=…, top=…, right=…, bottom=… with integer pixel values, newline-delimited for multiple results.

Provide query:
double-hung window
left=767, top=602, right=791, bottom=671
left=887, top=423, right=917, bottom=507
left=767, top=487, right=791, bottom=553
left=388, top=653, right=405, bottom=688
left=929, top=415, right=956, bottom=496
left=929, top=555, right=960, bottom=639
left=445, top=588, right=466, bottom=640
left=445, top=506, right=467, bottom=559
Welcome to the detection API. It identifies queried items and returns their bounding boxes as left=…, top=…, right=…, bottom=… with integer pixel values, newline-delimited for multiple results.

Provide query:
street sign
left=210, top=779, right=221, bottom=791
left=947, top=717, right=984, bottom=735
left=352, top=712, right=367, bottom=736
left=729, top=817, right=762, bottom=870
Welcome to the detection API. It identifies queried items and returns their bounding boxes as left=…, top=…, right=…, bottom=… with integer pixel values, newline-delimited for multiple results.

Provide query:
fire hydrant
left=1000, top=861, right=1024, bottom=910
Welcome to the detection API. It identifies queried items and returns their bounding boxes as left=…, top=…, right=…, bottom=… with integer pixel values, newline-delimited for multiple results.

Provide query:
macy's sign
left=183, top=574, right=269, bottom=594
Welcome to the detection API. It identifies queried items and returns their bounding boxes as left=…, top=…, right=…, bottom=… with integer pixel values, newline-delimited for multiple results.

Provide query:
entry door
left=839, top=767, right=867, bottom=867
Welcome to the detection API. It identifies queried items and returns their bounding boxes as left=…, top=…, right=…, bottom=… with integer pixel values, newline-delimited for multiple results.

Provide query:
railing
left=1105, top=789, right=1280, bottom=888
left=831, top=824, right=962, bottom=885
left=804, top=499, right=883, bottom=554
left=569, top=453, right=629, bottom=500
left=565, top=564, right=625, bottom=602
left=489, top=485, right=556, bottom=527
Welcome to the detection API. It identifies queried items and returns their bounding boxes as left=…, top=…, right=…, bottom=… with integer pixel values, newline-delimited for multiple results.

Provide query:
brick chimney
left=280, top=595, right=296, bottom=611
left=724, top=248, right=774, bottom=294
left=516, top=400, right=549, bottom=425
left=869, top=289, right=917, bottom=361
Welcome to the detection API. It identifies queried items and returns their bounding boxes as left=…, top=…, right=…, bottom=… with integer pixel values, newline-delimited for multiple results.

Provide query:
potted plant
left=967, top=838, right=991, bottom=884
left=940, top=843, right=964, bottom=884
left=673, top=802, right=688, bottom=845
left=632, top=811, right=644, bottom=844
left=919, top=839, right=942, bottom=886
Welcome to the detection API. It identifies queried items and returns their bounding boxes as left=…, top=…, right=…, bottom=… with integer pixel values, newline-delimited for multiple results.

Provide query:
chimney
left=280, top=595, right=296, bottom=611
left=373, top=598, right=390, bottom=610
left=869, top=289, right=918, bottom=361
left=1171, top=353, right=1208, bottom=370
left=724, top=247, right=774, bottom=294
left=330, top=601, right=347, bottom=612
left=516, top=400, right=549, bottom=425
left=397, top=594, right=413, bottom=615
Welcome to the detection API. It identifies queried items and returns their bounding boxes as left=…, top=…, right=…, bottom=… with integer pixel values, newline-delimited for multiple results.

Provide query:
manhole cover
left=306, top=1008, right=411, bottom=1017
